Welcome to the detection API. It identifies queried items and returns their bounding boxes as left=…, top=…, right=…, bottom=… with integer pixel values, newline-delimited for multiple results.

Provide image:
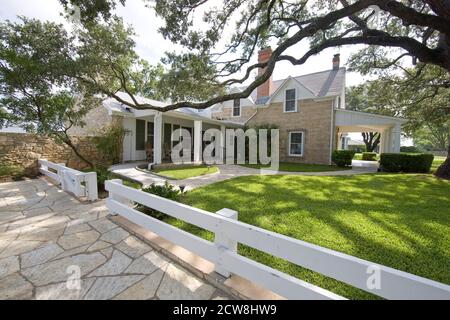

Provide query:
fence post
left=107, top=179, right=129, bottom=215
left=84, top=172, right=98, bottom=201
left=39, top=159, right=48, bottom=171
left=214, top=208, right=238, bottom=278
left=58, top=163, right=66, bottom=188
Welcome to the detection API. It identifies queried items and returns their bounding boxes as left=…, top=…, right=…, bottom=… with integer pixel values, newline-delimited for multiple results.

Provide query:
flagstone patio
left=0, top=178, right=232, bottom=300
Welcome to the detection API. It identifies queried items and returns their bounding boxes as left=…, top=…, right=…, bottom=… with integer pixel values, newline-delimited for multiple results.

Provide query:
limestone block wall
left=211, top=105, right=256, bottom=124
left=248, top=99, right=334, bottom=164
left=0, top=133, right=108, bottom=177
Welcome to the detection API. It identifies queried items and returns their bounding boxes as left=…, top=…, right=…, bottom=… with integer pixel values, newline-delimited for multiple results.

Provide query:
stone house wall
left=68, top=105, right=122, bottom=136
left=0, top=133, right=108, bottom=177
left=247, top=99, right=334, bottom=164
left=211, top=105, right=256, bottom=124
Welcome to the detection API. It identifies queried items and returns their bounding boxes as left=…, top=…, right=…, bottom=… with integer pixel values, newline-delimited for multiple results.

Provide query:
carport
left=334, top=109, right=407, bottom=153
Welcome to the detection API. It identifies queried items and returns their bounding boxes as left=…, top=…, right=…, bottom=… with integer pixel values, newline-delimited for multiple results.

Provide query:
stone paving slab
left=0, top=178, right=233, bottom=300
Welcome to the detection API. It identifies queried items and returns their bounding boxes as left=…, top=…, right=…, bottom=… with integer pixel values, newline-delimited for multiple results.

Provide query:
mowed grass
left=161, top=174, right=450, bottom=299
left=120, top=177, right=142, bottom=189
left=431, top=156, right=446, bottom=172
left=240, top=162, right=349, bottom=172
left=153, top=165, right=218, bottom=180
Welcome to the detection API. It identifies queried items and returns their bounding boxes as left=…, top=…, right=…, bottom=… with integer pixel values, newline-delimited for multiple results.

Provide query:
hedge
left=362, top=152, right=377, bottom=161
left=332, top=150, right=355, bottom=167
left=400, top=146, right=421, bottom=153
left=380, top=153, right=434, bottom=173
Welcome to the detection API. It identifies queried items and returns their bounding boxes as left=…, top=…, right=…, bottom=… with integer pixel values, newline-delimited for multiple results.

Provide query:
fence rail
left=105, top=179, right=450, bottom=300
left=38, top=159, right=98, bottom=201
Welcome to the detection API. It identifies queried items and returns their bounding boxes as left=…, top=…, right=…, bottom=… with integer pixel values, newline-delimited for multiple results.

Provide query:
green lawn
left=153, top=165, right=218, bottom=180
left=119, top=176, right=142, bottom=189
left=240, top=162, right=349, bottom=172
left=159, top=174, right=449, bottom=299
left=431, top=156, right=446, bottom=172
left=353, top=153, right=379, bottom=161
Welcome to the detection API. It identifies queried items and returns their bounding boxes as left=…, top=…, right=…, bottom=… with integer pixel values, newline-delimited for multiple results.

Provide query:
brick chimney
left=332, top=53, right=340, bottom=70
left=257, top=47, right=273, bottom=99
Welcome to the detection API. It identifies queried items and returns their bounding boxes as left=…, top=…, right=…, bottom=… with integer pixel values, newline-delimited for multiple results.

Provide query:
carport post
left=392, top=124, right=401, bottom=153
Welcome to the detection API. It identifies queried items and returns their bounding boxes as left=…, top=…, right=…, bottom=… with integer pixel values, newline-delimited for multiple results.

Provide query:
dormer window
left=284, top=89, right=297, bottom=112
left=233, top=99, right=241, bottom=117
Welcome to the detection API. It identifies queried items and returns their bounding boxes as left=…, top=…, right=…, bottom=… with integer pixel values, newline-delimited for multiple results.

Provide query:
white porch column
left=384, top=128, right=392, bottom=152
left=379, top=130, right=386, bottom=153
left=219, top=125, right=226, bottom=162
left=153, top=112, right=162, bottom=164
left=194, top=120, right=202, bottom=163
left=392, top=123, right=401, bottom=153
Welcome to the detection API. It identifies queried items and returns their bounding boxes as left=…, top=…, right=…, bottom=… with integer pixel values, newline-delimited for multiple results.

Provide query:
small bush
left=82, top=167, right=111, bottom=192
left=332, top=150, right=355, bottom=167
left=362, top=152, right=377, bottom=161
left=380, top=153, right=434, bottom=173
left=93, top=125, right=128, bottom=164
left=400, top=146, right=421, bottom=153
left=0, top=165, right=25, bottom=180
left=137, top=181, right=184, bottom=220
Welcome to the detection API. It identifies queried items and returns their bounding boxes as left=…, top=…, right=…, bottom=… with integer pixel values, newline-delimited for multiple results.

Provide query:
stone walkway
left=0, top=178, right=231, bottom=300
left=110, top=162, right=378, bottom=190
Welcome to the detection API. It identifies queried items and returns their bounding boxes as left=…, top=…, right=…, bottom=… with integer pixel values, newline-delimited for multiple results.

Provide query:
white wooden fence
left=38, top=159, right=98, bottom=201
left=105, top=179, right=450, bottom=300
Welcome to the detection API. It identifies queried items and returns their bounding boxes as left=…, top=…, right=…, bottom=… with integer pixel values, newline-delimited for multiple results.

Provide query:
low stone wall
left=0, top=132, right=108, bottom=177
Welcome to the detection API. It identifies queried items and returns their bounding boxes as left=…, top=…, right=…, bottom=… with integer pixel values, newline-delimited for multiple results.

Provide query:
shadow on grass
left=167, top=174, right=450, bottom=299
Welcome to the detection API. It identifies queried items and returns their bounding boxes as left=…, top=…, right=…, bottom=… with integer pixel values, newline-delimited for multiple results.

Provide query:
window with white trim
left=233, top=99, right=241, bottom=117
left=289, top=131, right=304, bottom=156
left=284, top=88, right=296, bottom=112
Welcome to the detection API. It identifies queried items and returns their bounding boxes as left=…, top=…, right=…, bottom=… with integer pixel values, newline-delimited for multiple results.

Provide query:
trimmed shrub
left=332, top=150, right=356, bottom=167
left=400, top=146, right=421, bottom=153
left=362, top=152, right=377, bottom=161
left=380, top=153, right=434, bottom=173
left=137, top=181, right=184, bottom=220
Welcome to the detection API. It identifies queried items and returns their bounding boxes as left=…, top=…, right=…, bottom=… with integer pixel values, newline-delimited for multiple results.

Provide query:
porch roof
left=335, top=109, right=407, bottom=132
left=103, top=92, right=244, bottom=128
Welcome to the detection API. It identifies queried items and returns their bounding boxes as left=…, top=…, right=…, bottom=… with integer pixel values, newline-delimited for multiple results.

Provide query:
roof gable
left=267, top=76, right=316, bottom=104
left=272, top=67, right=346, bottom=98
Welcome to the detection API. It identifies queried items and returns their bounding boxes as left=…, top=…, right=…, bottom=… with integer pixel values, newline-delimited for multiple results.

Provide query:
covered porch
left=119, top=109, right=242, bottom=164
left=334, top=109, right=407, bottom=154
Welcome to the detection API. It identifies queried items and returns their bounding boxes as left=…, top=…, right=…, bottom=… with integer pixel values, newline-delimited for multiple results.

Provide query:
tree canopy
left=346, top=64, right=449, bottom=151
left=0, top=17, right=138, bottom=166
left=56, top=0, right=450, bottom=113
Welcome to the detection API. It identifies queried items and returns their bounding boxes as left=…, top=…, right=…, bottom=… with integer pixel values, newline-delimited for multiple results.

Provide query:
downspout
left=329, top=100, right=336, bottom=165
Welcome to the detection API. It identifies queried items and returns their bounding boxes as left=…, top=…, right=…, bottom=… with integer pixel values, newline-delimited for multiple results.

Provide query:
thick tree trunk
left=362, top=132, right=381, bottom=152
left=434, top=137, right=450, bottom=179
left=54, top=133, right=94, bottom=169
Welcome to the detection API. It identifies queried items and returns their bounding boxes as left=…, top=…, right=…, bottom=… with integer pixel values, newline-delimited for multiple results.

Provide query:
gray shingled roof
left=103, top=92, right=209, bottom=117
left=273, top=67, right=346, bottom=98
left=237, top=67, right=346, bottom=104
